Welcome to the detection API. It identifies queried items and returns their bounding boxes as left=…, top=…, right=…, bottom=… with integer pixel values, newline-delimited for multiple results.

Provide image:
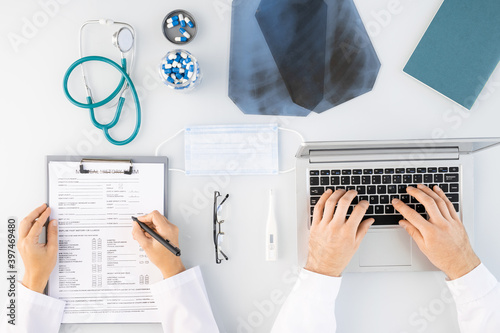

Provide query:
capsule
left=179, top=28, right=191, bottom=39
left=184, top=17, right=195, bottom=28
left=167, top=15, right=179, bottom=23
left=167, top=20, right=180, bottom=29
left=175, top=37, right=187, bottom=42
left=175, top=73, right=183, bottom=80
left=167, top=77, right=175, bottom=84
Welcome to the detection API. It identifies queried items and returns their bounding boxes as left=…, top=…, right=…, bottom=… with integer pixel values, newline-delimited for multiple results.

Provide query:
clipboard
left=47, top=156, right=168, bottom=216
left=45, top=155, right=169, bottom=324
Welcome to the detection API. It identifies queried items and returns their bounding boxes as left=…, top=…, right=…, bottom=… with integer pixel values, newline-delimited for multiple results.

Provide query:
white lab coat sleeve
left=0, top=282, right=65, bottom=333
left=446, top=263, right=500, bottom=332
left=149, top=266, right=219, bottom=333
left=271, top=269, right=341, bottom=333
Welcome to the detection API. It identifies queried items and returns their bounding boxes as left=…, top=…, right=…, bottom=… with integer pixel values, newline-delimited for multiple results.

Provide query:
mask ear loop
left=278, top=127, right=305, bottom=174
left=155, top=129, right=186, bottom=174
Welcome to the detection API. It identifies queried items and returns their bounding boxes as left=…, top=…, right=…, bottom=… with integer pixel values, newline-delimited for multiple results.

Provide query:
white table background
left=1, top=0, right=500, bottom=332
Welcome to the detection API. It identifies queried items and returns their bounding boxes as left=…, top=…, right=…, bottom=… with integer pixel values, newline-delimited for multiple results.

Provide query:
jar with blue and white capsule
left=159, top=49, right=201, bottom=91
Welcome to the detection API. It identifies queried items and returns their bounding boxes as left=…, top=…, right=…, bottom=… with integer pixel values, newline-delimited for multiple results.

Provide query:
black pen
left=132, top=216, right=181, bottom=256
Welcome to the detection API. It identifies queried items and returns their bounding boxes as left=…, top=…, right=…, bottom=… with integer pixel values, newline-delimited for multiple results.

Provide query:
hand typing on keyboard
left=305, top=189, right=375, bottom=277
left=392, top=184, right=481, bottom=280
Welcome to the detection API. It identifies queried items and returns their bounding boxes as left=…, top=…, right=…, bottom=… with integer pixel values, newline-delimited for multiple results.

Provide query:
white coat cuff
left=445, top=263, right=498, bottom=305
left=295, top=269, right=342, bottom=302
left=18, top=282, right=66, bottom=326
left=150, top=266, right=208, bottom=299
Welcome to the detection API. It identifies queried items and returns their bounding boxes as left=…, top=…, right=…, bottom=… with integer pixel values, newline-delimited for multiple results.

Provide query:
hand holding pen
left=131, top=211, right=185, bottom=279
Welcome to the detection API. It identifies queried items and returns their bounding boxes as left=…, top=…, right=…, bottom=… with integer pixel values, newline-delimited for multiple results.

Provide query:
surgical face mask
left=185, top=124, right=279, bottom=175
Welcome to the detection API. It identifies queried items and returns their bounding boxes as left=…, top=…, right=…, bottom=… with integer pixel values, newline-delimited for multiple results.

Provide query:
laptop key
left=351, top=176, right=361, bottom=185
left=365, top=215, right=402, bottom=225
left=453, top=203, right=459, bottom=211
left=374, top=169, right=384, bottom=174
left=353, top=169, right=363, bottom=175
left=390, top=195, right=399, bottom=202
left=374, top=205, right=384, bottom=214
left=439, top=184, right=449, bottom=192
left=356, top=186, right=366, bottom=195
left=416, top=204, right=426, bottom=213
left=445, top=174, right=459, bottom=182
left=336, top=186, right=346, bottom=190
left=403, top=175, right=412, bottom=183
left=428, top=167, right=438, bottom=173
left=387, top=185, right=397, bottom=193
left=341, top=176, right=350, bottom=185
left=332, top=170, right=341, bottom=175
left=321, top=170, right=331, bottom=175
left=321, top=177, right=329, bottom=185
left=438, top=167, right=448, bottom=173
left=310, top=177, right=319, bottom=185
left=352, top=196, right=359, bottom=204
left=311, top=207, right=315, bottom=215
left=450, top=184, right=459, bottom=192
left=413, top=174, right=423, bottom=183
left=310, top=170, right=319, bottom=175
left=393, top=175, right=402, bottom=183
left=359, top=195, right=369, bottom=202
left=372, top=175, right=381, bottom=184
left=396, top=168, right=405, bottom=173
left=363, top=169, right=373, bottom=174
left=377, top=185, right=387, bottom=194
left=401, top=194, right=410, bottom=203
left=342, top=170, right=352, bottom=175
left=406, top=168, right=416, bottom=174
left=424, top=174, right=433, bottom=183
left=434, top=174, right=444, bottom=183
left=382, top=175, right=392, bottom=184
left=398, top=185, right=407, bottom=193
left=362, top=176, right=371, bottom=184
left=385, top=205, right=395, bottom=214
left=417, top=167, right=426, bottom=173
left=380, top=195, right=389, bottom=204
left=370, top=196, right=379, bottom=205
left=450, top=167, right=459, bottom=172
left=367, top=186, right=376, bottom=194
left=385, top=168, right=395, bottom=174
left=310, top=197, right=320, bottom=205
left=367, top=206, right=374, bottom=214
left=411, top=196, right=419, bottom=203
left=331, top=176, right=340, bottom=185
left=346, top=186, right=355, bottom=191
left=446, top=194, right=459, bottom=202
left=310, top=187, right=325, bottom=195
left=326, top=186, right=335, bottom=192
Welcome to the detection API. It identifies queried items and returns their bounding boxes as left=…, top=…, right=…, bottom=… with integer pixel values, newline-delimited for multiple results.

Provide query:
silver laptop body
left=296, top=138, right=500, bottom=272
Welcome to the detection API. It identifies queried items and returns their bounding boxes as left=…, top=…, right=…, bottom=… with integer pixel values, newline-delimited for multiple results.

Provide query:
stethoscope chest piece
left=113, top=27, right=134, bottom=53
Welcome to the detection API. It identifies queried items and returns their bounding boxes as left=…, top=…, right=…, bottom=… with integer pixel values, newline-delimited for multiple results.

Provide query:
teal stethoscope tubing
left=63, top=55, right=141, bottom=146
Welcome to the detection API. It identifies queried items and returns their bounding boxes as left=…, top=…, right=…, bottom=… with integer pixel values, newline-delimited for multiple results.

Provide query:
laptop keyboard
left=309, top=167, right=460, bottom=226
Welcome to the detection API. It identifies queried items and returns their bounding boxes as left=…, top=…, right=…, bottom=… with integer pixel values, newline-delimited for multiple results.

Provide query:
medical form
left=47, top=160, right=165, bottom=323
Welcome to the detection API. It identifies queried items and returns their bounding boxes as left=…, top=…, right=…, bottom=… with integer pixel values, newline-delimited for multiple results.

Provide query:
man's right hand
left=132, top=211, right=185, bottom=279
left=392, top=184, right=481, bottom=280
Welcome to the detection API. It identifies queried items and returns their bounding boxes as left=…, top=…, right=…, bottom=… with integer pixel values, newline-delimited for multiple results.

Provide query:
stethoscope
left=63, top=19, right=141, bottom=146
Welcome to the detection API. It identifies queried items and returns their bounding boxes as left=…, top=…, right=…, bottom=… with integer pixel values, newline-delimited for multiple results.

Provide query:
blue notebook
left=404, top=0, right=500, bottom=109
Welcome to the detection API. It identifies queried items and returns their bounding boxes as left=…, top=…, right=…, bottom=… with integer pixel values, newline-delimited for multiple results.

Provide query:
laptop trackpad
left=359, top=229, right=412, bottom=267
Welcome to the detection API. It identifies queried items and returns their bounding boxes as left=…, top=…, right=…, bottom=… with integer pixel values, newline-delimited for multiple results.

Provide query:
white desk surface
left=1, top=0, right=500, bottom=332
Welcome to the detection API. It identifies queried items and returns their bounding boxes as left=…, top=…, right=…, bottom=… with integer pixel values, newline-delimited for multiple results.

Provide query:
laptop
left=295, top=138, right=500, bottom=272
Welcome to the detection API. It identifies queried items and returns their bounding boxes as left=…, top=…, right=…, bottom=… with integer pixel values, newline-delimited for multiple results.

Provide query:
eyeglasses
left=213, top=191, right=229, bottom=264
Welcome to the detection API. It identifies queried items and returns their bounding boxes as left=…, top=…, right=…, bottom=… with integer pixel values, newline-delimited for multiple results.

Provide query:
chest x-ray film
left=185, top=124, right=279, bottom=175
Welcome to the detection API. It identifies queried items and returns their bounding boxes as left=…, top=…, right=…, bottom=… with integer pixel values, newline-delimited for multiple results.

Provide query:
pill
left=179, top=28, right=191, bottom=39
left=179, top=68, right=185, bottom=73
left=185, top=17, right=194, bottom=28
left=167, top=77, right=175, bottom=83
left=176, top=73, right=183, bottom=80
left=165, top=68, right=172, bottom=74
left=175, top=37, right=187, bottom=42
left=180, top=52, right=187, bottom=59
left=179, top=14, right=186, bottom=27
left=172, top=68, right=180, bottom=73
left=167, top=15, right=179, bottom=23
left=165, top=64, right=172, bottom=69
left=187, top=71, right=193, bottom=79
left=189, top=65, right=194, bottom=71
left=167, top=21, right=180, bottom=29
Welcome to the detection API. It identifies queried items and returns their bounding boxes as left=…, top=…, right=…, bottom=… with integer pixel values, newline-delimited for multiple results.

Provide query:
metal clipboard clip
left=79, top=158, right=134, bottom=175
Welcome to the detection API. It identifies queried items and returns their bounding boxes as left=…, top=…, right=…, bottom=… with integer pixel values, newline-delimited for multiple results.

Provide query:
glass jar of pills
left=159, top=49, right=202, bottom=91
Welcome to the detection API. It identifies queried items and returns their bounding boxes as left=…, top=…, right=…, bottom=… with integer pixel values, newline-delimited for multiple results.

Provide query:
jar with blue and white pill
left=159, top=49, right=202, bottom=91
